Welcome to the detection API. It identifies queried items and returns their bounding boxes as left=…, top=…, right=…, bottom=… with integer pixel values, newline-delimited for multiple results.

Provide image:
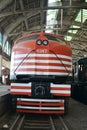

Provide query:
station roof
left=0, top=0, right=87, bottom=62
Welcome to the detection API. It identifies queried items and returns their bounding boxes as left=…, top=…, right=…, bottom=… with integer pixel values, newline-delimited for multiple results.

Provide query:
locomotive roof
left=15, top=32, right=65, bottom=42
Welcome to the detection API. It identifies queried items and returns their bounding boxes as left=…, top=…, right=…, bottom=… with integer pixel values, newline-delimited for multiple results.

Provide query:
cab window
left=16, top=34, right=39, bottom=44
left=45, top=34, right=66, bottom=44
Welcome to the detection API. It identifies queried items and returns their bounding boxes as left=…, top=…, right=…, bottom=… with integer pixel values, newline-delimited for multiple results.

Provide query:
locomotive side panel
left=71, top=58, right=87, bottom=103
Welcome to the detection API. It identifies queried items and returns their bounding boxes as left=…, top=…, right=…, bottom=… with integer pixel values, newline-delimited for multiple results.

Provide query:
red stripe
left=53, top=93, right=70, bottom=96
left=17, top=101, right=40, bottom=106
left=51, top=87, right=70, bottom=90
left=15, top=68, right=72, bottom=73
left=17, top=109, right=64, bottom=114
left=14, top=56, right=72, bottom=62
left=14, top=62, right=72, bottom=68
left=42, top=103, right=64, bottom=107
left=10, top=92, right=31, bottom=96
left=17, top=101, right=64, bottom=107
left=11, top=86, right=31, bottom=89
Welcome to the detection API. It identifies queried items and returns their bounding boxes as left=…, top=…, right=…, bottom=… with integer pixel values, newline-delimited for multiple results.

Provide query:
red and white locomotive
left=10, top=32, right=72, bottom=114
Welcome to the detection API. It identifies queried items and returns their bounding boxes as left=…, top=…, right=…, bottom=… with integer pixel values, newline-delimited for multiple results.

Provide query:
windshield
left=45, top=34, right=66, bottom=45
left=16, top=34, right=39, bottom=44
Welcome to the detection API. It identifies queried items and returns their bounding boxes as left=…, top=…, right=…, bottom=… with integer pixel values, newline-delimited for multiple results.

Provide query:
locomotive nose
left=36, top=34, right=48, bottom=46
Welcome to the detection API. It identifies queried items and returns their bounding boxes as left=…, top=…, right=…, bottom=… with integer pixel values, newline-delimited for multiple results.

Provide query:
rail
left=9, top=114, right=71, bottom=130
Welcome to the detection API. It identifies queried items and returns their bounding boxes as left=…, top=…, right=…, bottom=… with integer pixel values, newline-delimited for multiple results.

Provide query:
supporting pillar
left=0, top=55, right=2, bottom=83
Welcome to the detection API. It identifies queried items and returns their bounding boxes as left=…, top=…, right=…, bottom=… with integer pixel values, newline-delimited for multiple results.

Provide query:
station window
left=75, top=9, right=87, bottom=23
left=4, top=41, right=11, bottom=56
left=0, top=32, right=2, bottom=47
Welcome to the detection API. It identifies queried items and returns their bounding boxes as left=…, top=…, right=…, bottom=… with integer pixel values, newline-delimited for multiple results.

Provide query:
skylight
left=66, top=9, right=87, bottom=41
left=0, top=32, right=2, bottom=46
left=64, top=36, right=72, bottom=41
left=75, top=9, right=87, bottom=23
left=68, top=25, right=80, bottom=34
left=45, top=0, right=61, bottom=33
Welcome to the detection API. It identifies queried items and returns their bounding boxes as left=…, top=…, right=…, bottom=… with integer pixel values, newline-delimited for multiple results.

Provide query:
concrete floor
left=63, top=98, right=87, bottom=130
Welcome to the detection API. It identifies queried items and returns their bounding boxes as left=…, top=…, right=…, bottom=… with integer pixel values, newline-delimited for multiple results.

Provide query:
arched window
left=0, top=32, right=2, bottom=47
left=4, top=41, right=11, bottom=56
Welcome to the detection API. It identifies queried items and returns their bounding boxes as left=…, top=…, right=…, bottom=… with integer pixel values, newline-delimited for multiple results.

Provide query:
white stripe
left=11, top=89, right=31, bottom=92
left=17, top=98, right=64, bottom=102
left=51, top=84, right=71, bottom=88
left=11, top=83, right=71, bottom=88
left=51, top=90, right=70, bottom=94
left=13, top=53, right=72, bottom=60
left=11, top=83, right=31, bottom=86
left=14, top=71, right=72, bottom=76
left=17, top=106, right=64, bottom=110
left=16, top=65, right=72, bottom=71
left=14, top=59, right=72, bottom=65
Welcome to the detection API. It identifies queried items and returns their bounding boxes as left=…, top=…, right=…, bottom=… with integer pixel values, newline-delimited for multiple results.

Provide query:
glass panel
left=64, top=36, right=72, bottom=41
left=75, top=9, right=87, bottom=23
left=0, top=32, right=2, bottom=46
left=68, top=25, right=80, bottom=34
left=45, top=34, right=66, bottom=44
left=4, top=41, right=11, bottom=56
left=16, top=34, right=39, bottom=44
left=46, top=0, right=60, bottom=33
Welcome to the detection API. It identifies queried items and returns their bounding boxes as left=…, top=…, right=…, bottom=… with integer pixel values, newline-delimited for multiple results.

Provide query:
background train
left=10, top=32, right=72, bottom=114
left=71, top=58, right=87, bottom=103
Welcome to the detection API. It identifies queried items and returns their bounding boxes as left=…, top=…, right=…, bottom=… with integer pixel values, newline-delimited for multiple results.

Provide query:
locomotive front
left=10, top=32, right=72, bottom=114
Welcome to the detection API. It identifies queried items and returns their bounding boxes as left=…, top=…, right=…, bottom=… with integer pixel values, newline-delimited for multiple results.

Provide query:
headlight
left=36, top=39, right=42, bottom=45
left=43, top=40, right=48, bottom=45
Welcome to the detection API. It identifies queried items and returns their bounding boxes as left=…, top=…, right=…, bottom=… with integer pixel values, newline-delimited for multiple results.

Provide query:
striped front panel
left=11, top=53, right=72, bottom=76
left=17, top=98, right=65, bottom=114
left=11, top=83, right=71, bottom=97
left=11, top=83, right=31, bottom=96
left=51, top=84, right=71, bottom=96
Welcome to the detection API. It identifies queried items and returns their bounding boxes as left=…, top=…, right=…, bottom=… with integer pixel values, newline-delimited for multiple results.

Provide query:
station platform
left=0, top=85, right=10, bottom=96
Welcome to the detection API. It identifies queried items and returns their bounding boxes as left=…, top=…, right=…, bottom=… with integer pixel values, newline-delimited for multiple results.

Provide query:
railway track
left=0, top=112, right=18, bottom=129
left=9, top=114, right=71, bottom=130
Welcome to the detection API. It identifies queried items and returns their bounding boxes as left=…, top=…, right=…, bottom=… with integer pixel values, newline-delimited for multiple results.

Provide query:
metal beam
left=67, top=32, right=87, bottom=40
left=72, top=39, right=87, bottom=43
left=8, top=26, right=41, bottom=37
left=3, top=11, right=40, bottom=47
left=40, top=0, right=44, bottom=32
left=0, top=0, right=12, bottom=11
left=7, top=27, right=69, bottom=37
left=19, top=0, right=29, bottom=30
left=72, top=47, right=87, bottom=52
left=0, top=3, right=87, bottom=18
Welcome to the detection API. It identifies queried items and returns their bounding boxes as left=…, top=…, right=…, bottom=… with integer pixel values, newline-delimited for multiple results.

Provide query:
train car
left=10, top=32, right=72, bottom=114
left=71, top=58, right=87, bottom=103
